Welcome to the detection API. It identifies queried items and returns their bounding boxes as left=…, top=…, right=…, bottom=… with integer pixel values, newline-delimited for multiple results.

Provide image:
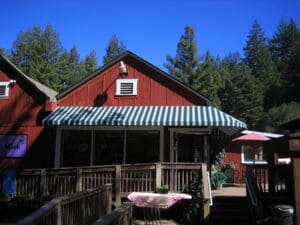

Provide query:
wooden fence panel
left=15, top=184, right=113, bottom=225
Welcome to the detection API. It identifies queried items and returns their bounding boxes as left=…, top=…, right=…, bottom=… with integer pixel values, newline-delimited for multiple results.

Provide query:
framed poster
left=0, top=135, right=27, bottom=157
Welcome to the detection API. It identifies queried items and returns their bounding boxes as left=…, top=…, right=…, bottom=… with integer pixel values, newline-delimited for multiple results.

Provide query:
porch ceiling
left=42, top=106, right=247, bottom=130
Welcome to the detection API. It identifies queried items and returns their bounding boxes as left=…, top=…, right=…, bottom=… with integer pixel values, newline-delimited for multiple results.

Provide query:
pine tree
left=243, top=20, right=281, bottom=108
left=10, top=24, right=63, bottom=90
left=80, top=50, right=98, bottom=76
left=270, top=19, right=300, bottom=103
left=219, top=57, right=264, bottom=128
left=164, top=25, right=202, bottom=89
left=199, top=51, right=222, bottom=107
left=102, top=35, right=126, bottom=65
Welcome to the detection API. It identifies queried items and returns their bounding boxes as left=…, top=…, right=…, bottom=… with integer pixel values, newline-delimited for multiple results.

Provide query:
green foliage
left=157, top=184, right=169, bottom=190
left=219, top=59, right=264, bottom=129
left=165, top=26, right=222, bottom=107
left=243, top=20, right=281, bottom=109
left=102, top=34, right=126, bottom=65
left=211, top=171, right=227, bottom=189
left=257, top=102, right=300, bottom=133
left=183, top=172, right=203, bottom=217
left=164, top=25, right=202, bottom=88
left=270, top=19, right=300, bottom=104
left=8, top=24, right=98, bottom=92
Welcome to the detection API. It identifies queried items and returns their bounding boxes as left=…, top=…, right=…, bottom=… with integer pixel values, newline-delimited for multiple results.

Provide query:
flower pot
left=156, top=188, right=168, bottom=194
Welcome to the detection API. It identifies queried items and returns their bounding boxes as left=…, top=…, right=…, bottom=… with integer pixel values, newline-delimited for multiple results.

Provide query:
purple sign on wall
left=0, top=135, right=27, bottom=157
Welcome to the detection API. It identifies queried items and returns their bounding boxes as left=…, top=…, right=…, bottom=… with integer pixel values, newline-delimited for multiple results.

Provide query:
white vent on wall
left=116, top=79, right=138, bottom=96
left=0, top=82, right=10, bottom=99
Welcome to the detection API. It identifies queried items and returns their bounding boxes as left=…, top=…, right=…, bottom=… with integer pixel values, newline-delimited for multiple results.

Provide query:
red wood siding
left=0, top=70, right=52, bottom=169
left=224, top=142, right=246, bottom=183
left=58, top=57, right=207, bottom=107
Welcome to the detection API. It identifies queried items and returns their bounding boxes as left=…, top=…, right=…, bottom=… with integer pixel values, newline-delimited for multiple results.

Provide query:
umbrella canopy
left=232, top=133, right=271, bottom=146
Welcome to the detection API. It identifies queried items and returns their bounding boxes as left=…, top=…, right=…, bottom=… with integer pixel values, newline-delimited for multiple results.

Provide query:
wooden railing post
left=156, top=163, right=162, bottom=189
left=115, top=165, right=121, bottom=207
left=56, top=203, right=62, bottom=225
left=40, top=169, right=46, bottom=201
left=76, top=168, right=82, bottom=192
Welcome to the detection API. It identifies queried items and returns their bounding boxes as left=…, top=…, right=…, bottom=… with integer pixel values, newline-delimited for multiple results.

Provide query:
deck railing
left=91, top=202, right=132, bottom=225
left=0, top=163, right=203, bottom=205
left=15, top=184, right=112, bottom=225
left=246, top=164, right=292, bottom=195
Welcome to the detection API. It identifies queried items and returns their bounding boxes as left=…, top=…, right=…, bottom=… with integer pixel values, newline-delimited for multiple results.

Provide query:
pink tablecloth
left=127, top=192, right=192, bottom=209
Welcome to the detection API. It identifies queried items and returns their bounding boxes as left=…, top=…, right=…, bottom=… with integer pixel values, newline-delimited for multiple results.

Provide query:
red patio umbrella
left=232, top=133, right=271, bottom=146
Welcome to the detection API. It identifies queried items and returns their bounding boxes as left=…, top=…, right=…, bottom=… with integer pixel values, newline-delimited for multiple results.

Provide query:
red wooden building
left=0, top=54, right=57, bottom=169
left=1, top=51, right=247, bottom=170
left=42, top=51, right=247, bottom=168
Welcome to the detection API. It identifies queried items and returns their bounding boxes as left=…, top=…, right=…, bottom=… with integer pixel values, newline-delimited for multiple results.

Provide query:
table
left=128, top=192, right=192, bottom=224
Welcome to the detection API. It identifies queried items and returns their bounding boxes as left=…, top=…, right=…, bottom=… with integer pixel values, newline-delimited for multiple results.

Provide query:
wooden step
left=210, top=196, right=251, bottom=225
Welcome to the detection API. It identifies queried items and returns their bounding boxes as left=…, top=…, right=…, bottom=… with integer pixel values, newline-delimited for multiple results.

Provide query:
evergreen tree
left=270, top=19, right=300, bottom=103
left=0, top=48, right=5, bottom=55
left=68, top=45, right=81, bottom=84
left=165, top=26, right=225, bottom=107
left=10, top=24, right=63, bottom=90
left=80, top=50, right=98, bottom=76
left=243, top=20, right=281, bottom=108
left=199, top=51, right=222, bottom=107
left=164, top=25, right=202, bottom=90
left=219, top=57, right=264, bottom=128
left=102, top=35, right=126, bottom=65
left=257, top=102, right=300, bottom=133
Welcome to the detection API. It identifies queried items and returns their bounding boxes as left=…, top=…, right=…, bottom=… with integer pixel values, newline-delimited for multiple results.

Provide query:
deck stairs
left=209, top=196, right=252, bottom=225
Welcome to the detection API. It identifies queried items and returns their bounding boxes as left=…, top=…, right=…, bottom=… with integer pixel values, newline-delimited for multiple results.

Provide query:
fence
left=0, top=163, right=203, bottom=205
left=91, top=202, right=132, bottom=225
left=246, top=164, right=293, bottom=195
left=15, top=184, right=112, bottom=225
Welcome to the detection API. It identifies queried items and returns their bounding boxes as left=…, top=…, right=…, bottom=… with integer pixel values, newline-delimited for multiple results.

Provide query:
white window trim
left=116, top=79, right=138, bottom=96
left=0, top=81, right=10, bottom=99
left=241, top=145, right=267, bottom=165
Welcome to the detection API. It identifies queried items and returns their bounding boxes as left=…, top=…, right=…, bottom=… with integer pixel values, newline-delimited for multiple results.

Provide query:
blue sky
left=1, top=0, right=300, bottom=69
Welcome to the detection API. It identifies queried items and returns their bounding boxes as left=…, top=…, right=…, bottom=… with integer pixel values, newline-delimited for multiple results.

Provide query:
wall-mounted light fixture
left=119, top=61, right=128, bottom=77
left=9, top=80, right=16, bottom=87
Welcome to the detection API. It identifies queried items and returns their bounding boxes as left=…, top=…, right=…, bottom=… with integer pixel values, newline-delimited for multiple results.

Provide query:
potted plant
left=211, top=171, right=227, bottom=189
left=156, top=184, right=169, bottom=194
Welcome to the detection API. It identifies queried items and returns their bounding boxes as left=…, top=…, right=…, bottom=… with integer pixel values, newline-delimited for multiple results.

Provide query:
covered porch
left=42, top=105, right=247, bottom=168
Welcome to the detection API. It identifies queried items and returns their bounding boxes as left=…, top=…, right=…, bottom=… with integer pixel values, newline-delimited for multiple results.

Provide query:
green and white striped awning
left=43, top=106, right=247, bottom=128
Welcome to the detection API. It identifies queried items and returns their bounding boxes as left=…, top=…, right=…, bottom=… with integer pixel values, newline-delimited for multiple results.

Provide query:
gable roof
left=56, top=51, right=211, bottom=105
left=0, top=54, right=57, bottom=101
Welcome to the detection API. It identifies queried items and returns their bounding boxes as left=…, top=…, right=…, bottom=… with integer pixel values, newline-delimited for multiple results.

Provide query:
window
left=0, top=82, right=10, bottom=99
left=241, top=145, right=267, bottom=164
left=116, top=79, right=138, bottom=96
left=61, top=130, right=91, bottom=167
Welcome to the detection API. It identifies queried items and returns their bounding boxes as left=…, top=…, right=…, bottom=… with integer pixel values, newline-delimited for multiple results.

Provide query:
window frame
left=0, top=81, right=10, bottom=99
left=241, top=145, right=267, bottom=165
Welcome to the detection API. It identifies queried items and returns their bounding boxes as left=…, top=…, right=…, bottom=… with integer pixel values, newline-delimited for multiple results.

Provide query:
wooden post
left=40, top=169, right=46, bottom=201
left=56, top=204, right=62, bottom=225
left=201, top=163, right=210, bottom=223
left=156, top=163, right=162, bottom=189
left=115, top=165, right=121, bottom=207
left=76, top=168, right=82, bottom=192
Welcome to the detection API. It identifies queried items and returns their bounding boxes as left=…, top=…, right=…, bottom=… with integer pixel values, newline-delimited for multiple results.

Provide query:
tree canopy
left=7, top=24, right=98, bottom=92
left=102, top=35, right=126, bottom=65
left=1, top=20, right=299, bottom=131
